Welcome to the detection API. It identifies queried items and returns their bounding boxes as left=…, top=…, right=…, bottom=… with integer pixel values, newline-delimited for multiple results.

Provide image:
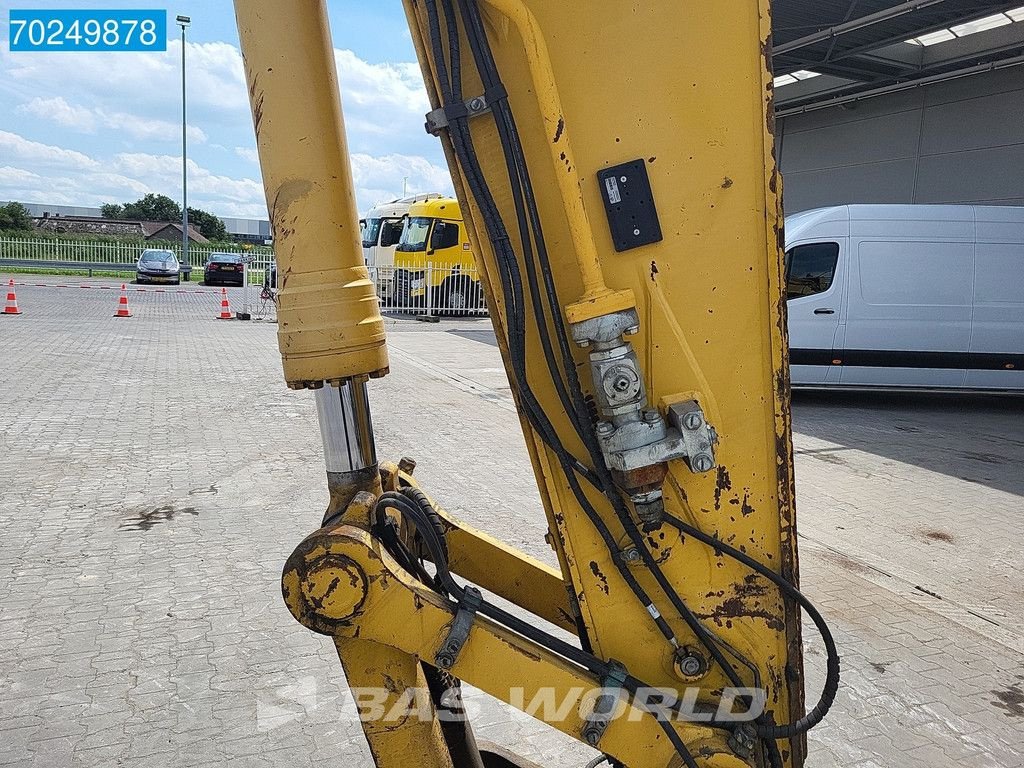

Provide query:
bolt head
left=596, top=421, right=615, bottom=437
left=692, top=454, right=714, bottom=473
left=679, top=656, right=702, bottom=676
left=624, top=325, right=640, bottom=336
left=683, top=411, right=703, bottom=430
left=622, top=547, right=640, bottom=562
left=643, top=409, right=660, bottom=424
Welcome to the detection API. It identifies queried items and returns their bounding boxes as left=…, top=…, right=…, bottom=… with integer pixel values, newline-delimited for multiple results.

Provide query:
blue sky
left=0, top=1, right=454, bottom=219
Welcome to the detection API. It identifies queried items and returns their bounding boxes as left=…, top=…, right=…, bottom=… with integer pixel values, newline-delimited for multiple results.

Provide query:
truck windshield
left=362, top=218, right=382, bottom=248
left=397, top=217, right=432, bottom=252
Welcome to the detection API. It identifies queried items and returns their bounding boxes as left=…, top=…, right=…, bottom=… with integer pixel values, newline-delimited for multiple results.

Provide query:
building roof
left=772, top=1, right=1024, bottom=114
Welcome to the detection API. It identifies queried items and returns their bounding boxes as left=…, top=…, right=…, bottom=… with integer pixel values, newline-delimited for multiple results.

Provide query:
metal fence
left=0, top=235, right=276, bottom=273
left=0, top=236, right=489, bottom=317
left=370, top=258, right=489, bottom=318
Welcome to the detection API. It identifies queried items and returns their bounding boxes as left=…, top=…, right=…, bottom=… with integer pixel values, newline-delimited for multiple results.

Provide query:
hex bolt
left=691, top=454, right=714, bottom=473
left=624, top=325, right=640, bottom=336
left=679, top=655, right=703, bottom=677
left=596, top=421, right=615, bottom=437
left=621, top=547, right=641, bottom=562
left=643, top=409, right=660, bottom=424
left=683, top=411, right=703, bottom=430
left=398, top=456, right=417, bottom=474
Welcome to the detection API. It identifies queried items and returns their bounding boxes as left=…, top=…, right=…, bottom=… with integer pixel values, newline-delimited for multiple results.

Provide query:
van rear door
left=841, top=238, right=973, bottom=388
left=969, top=208, right=1024, bottom=390
left=786, top=240, right=845, bottom=385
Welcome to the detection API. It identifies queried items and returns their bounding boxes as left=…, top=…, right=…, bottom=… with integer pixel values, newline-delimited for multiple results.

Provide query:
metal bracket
left=666, top=400, right=718, bottom=474
left=581, top=660, right=628, bottom=747
left=435, top=586, right=482, bottom=670
left=425, top=85, right=506, bottom=135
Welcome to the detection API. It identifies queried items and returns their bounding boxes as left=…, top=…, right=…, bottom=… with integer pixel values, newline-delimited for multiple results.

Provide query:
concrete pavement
left=1, top=275, right=1022, bottom=767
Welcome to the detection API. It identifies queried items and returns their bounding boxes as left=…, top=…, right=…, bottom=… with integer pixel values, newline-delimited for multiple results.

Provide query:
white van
left=361, top=193, right=443, bottom=299
left=784, top=204, right=1024, bottom=391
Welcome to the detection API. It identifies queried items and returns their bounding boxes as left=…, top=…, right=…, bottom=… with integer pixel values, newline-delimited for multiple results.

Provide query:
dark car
left=204, top=253, right=245, bottom=286
left=136, top=249, right=181, bottom=285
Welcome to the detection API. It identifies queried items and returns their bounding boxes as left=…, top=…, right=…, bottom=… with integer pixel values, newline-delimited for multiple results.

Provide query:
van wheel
left=439, top=276, right=480, bottom=316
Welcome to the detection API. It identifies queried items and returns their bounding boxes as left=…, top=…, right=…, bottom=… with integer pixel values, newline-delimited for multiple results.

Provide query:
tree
left=100, top=194, right=229, bottom=241
left=121, top=193, right=182, bottom=222
left=187, top=207, right=228, bottom=241
left=0, top=202, right=33, bottom=231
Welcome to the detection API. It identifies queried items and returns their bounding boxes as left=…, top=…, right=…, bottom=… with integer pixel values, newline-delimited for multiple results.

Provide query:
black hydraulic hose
left=424, top=2, right=804, bottom=761
left=424, top=0, right=678, bottom=650
left=664, top=513, right=840, bottom=738
left=452, top=0, right=777, bottom=731
left=376, top=490, right=701, bottom=768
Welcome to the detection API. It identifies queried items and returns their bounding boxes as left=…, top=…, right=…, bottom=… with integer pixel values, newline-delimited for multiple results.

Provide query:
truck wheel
left=440, top=276, right=479, bottom=316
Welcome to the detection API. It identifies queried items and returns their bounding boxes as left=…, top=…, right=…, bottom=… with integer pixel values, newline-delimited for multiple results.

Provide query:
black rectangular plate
left=596, top=159, right=662, bottom=252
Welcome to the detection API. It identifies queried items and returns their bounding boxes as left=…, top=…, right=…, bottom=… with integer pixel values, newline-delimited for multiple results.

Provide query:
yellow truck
left=393, top=197, right=484, bottom=313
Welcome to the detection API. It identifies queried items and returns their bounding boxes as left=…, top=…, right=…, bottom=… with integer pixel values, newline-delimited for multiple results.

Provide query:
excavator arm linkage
left=233, top=1, right=838, bottom=767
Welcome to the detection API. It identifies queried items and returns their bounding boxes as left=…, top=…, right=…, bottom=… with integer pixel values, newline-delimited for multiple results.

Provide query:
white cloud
left=3, top=40, right=248, bottom=115
left=350, top=153, right=453, bottom=209
left=235, top=147, right=259, bottom=163
left=0, top=130, right=99, bottom=170
left=17, top=97, right=97, bottom=131
left=334, top=50, right=429, bottom=114
left=17, top=96, right=207, bottom=144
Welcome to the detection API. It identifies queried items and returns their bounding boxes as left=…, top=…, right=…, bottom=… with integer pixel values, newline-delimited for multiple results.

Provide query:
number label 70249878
left=9, top=10, right=167, bottom=52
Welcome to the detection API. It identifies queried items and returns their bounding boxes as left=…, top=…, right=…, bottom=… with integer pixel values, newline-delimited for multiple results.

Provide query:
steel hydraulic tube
left=234, top=0, right=388, bottom=390
left=235, top=1, right=388, bottom=506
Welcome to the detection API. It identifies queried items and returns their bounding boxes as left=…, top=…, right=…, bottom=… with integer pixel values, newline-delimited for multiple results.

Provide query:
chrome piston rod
left=315, top=379, right=381, bottom=513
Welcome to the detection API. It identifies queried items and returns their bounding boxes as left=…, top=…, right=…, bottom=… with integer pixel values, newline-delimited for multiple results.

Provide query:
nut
left=643, top=409, right=661, bottom=424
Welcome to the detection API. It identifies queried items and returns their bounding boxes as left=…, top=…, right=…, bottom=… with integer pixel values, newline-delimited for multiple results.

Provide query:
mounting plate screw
left=691, top=454, right=714, bottom=473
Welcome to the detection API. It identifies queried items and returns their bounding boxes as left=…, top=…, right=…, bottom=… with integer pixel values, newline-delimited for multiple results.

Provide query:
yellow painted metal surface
left=233, top=1, right=388, bottom=388
left=237, top=0, right=811, bottom=764
left=403, top=0, right=805, bottom=764
left=284, top=524, right=740, bottom=767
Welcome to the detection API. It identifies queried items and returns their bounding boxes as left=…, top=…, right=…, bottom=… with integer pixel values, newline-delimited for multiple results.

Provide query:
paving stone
left=1, top=276, right=1022, bottom=767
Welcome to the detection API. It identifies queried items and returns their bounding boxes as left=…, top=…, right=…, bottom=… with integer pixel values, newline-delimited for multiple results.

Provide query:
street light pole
left=177, top=15, right=191, bottom=278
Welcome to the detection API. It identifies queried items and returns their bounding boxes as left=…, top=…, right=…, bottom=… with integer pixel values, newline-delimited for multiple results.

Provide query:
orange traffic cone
left=216, top=287, right=234, bottom=320
left=3, top=279, right=22, bottom=315
left=113, top=283, right=132, bottom=318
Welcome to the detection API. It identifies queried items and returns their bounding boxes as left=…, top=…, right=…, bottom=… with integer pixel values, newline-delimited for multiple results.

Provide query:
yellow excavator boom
left=233, top=1, right=838, bottom=766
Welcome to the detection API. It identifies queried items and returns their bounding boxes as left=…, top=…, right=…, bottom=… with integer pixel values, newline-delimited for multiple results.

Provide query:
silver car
left=136, top=249, right=181, bottom=285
